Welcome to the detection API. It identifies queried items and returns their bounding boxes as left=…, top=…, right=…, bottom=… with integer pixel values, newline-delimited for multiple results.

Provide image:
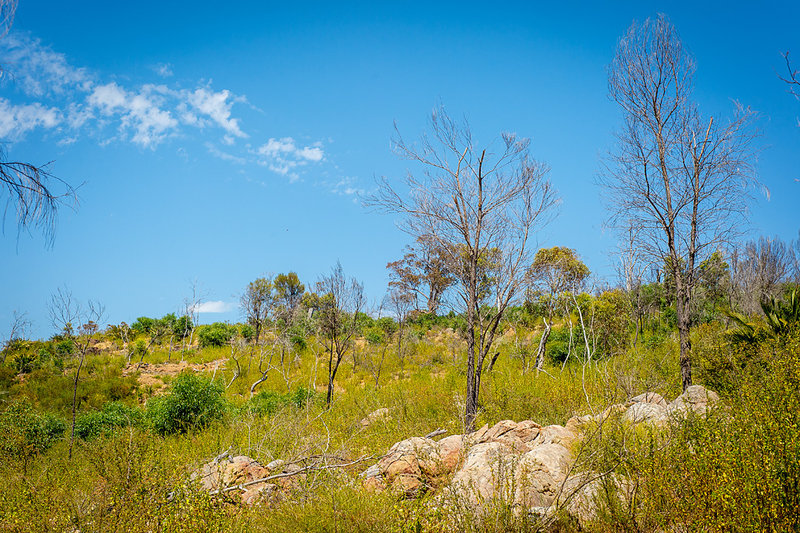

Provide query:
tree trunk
left=676, top=288, right=693, bottom=391
left=464, top=329, right=478, bottom=431
left=69, top=350, right=85, bottom=460
left=534, top=318, right=551, bottom=370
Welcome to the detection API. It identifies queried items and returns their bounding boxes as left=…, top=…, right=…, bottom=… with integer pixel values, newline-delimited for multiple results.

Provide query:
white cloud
left=88, top=82, right=178, bottom=148
left=186, top=88, right=246, bottom=138
left=0, top=31, right=334, bottom=183
left=191, top=300, right=235, bottom=313
left=205, top=142, right=246, bottom=164
left=331, top=176, right=365, bottom=198
left=0, top=33, right=90, bottom=97
left=154, top=62, right=173, bottom=77
left=255, top=137, right=325, bottom=178
left=0, top=98, right=61, bottom=138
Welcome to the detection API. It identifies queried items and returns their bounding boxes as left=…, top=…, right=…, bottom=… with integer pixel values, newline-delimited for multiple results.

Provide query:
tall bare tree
left=602, top=14, right=759, bottom=390
left=369, top=107, right=556, bottom=430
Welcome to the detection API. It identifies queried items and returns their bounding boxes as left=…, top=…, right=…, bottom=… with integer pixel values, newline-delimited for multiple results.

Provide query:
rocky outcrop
left=360, top=385, right=721, bottom=525
left=195, top=453, right=282, bottom=506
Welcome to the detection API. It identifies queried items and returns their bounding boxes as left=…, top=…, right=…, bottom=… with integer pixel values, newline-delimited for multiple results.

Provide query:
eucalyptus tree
left=369, top=107, right=556, bottom=430
left=602, top=15, right=759, bottom=390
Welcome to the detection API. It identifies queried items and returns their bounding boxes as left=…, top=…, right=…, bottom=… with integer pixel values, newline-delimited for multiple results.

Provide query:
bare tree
left=387, top=287, right=414, bottom=374
left=316, top=262, right=364, bottom=408
left=182, top=278, right=206, bottom=352
left=240, top=276, right=276, bottom=344
left=368, top=107, right=556, bottom=430
left=780, top=51, right=800, bottom=101
left=0, top=309, right=29, bottom=363
left=601, top=15, right=759, bottom=390
left=0, top=1, right=76, bottom=245
left=48, top=287, right=105, bottom=460
left=730, top=236, right=793, bottom=314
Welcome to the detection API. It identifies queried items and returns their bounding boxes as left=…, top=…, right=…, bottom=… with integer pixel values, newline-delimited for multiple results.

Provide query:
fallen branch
left=425, top=428, right=447, bottom=439
left=210, top=454, right=377, bottom=495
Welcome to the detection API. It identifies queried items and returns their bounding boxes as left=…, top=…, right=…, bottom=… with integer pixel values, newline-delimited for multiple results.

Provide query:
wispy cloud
left=190, top=300, right=235, bottom=313
left=0, top=32, right=331, bottom=182
left=88, top=82, right=178, bottom=147
left=255, top=137, right=325, bottom=180
left=330, top=176, right=365, bottom=199
left=204, top=142, right=246, bottom=164
left=153, top=62, right=173, bottom=77
left=0, top=33, right=90, bottom=97
left=0, top=97, right=60, bottom=138
left=185, top=87, right=246, bottom=138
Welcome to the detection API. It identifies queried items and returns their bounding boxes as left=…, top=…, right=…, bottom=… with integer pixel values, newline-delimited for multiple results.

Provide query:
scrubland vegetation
left=1, top=248, right=799, bottom=531
left=2, top=10, right=800, bottom=533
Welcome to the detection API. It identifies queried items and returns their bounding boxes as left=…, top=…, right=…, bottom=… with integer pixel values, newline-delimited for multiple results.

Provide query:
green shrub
left=146, top=372, right=225, bottom=435
left=197, top=322, right=236, bottom=348
left=245, top=386, right=317, bottom=416
left=0, top=400, right=65, bottom=460
left=74, top=401, right=144, bottom=440
left=240, top=323, right=255, bottom=342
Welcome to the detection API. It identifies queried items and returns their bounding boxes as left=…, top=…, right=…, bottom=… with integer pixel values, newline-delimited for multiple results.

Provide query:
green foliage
left=197, top=322, right=236, bottom=348
left=74, top=401, right=144, bottom=440
left=0, top=400, right=65, bottom=460
left=592, top=289, right=633, bottom=357
left=131, top=316, right=155, bottom=334
left=146, top=372, right=225, bottom=435
left=239, top=323, right=255, bottom=341
left=244, top=386, right=317, bottom=416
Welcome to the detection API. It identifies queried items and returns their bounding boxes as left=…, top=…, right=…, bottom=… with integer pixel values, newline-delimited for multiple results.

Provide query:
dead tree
left=601, top=14, right=759, bottom=390
left=316, top=262, right=364, bottom=408
left=369, top=106, right=556, bottom=430
left=48, top=287, right=104, bottom=460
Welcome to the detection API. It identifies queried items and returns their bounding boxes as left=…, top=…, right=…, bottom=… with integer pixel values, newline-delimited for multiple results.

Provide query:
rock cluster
left=360, top=385, right=719, bottom=525
left=194, top=453, right=290, bottom=505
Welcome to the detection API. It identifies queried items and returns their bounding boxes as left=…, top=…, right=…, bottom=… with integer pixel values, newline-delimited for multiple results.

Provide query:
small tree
left=240, top=277, right=276, bottom=344
left=528, top=246, right=590, bottom=370
left=316, top=262, right=364, bottom=407
left=274, top=272, right=306, bottom=317
left=387, top=235, right=455, bottom=315
left=369, top=107, right=556, bottom=430
left=48, top=287, right=104, bottom=460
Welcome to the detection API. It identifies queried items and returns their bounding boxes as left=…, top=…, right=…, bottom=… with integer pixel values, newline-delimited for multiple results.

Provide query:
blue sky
left=1, top=1, right=798, bottom=339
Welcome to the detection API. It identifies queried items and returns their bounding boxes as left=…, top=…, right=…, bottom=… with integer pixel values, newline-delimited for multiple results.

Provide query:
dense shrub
left=146, top=372, right=225, bottom=435
left=0, top=400, right=65, bottom=460
left=74, top=401, right=144, bottom=440
left=197, top=322, right=236, bottom=348
left=245, top=386, right=317, bottom=416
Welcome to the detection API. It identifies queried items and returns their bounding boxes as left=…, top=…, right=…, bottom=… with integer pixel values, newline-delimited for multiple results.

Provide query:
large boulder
left=669, top=385, right=720, bottom=416
left=514, top=443, right=572, bottom=508
left=377, top=436, right=439, bottom=495
left=449, top=441, right=517, bottom=506
left=195, top=454, right=278, bottom=506
left=629, top=391, right=668, bottom=407
left=623, top=402, right=668, bottom=425
left=559, top=473, right=634, bottom=529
